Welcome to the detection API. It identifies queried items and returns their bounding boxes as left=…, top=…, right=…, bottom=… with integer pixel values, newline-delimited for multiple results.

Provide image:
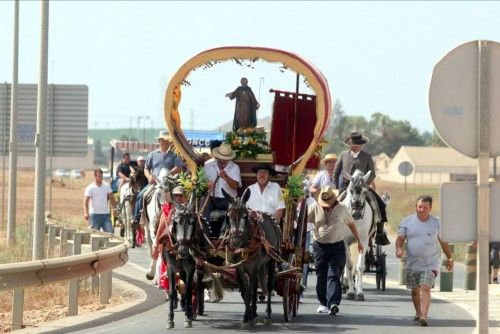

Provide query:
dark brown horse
left=222, top=188, right=282, bottom=327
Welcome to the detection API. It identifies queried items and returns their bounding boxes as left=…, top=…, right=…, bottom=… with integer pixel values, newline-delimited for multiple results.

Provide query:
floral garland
left=225, top=127, right=271, bottom=158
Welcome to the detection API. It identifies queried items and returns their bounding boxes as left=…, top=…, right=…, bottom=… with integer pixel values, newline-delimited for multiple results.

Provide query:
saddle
left=139, top=185, right=157, bottom=226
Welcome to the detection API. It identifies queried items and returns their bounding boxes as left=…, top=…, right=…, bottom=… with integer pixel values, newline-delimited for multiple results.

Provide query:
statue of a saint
left=225, top=77, right=260, bottom=131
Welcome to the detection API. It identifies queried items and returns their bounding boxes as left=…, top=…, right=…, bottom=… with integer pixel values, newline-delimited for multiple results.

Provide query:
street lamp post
left=142, top=116, right=150, bottom=142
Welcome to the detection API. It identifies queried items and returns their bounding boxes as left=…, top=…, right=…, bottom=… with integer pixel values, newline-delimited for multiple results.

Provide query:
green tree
left=422, top=130, right=447, bottom=147
left=365, top=113, right=425, bottom=156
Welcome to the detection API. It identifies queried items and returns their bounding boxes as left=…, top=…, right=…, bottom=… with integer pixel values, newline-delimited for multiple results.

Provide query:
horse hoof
left=184, top=320, right=192, bottom=328
left=346, top=292, right=355, bottom=300
left=355, top=293, right=365, bottom=301
left=166, top=321, right=174, bottom=329
left=146, top=273, right=154, bottom=280
left=240, top=322, right=249, bottom=329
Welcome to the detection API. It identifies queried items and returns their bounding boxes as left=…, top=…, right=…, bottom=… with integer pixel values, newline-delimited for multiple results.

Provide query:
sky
left=1, top=1, right=500, bottom=133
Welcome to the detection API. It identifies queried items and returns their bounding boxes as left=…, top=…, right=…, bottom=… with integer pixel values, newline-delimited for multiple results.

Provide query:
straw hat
left=172, top=186, right=185, bottom=195
left=318, top=186, right=339, bottom=208
left=321, top=153, right=338, bottom=164
left=344, top=132, right=369, bottom=145
left=155, top=130, right=172, bottom=141
left=212, top=143, right=236, bottom=160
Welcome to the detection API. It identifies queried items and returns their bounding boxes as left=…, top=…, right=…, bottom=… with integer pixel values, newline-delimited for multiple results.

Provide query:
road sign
left=398, top=161, right=413, bottom=176
left=440, top=182, right=500, bottom=242
left=429, top=40, right=500, bottom=158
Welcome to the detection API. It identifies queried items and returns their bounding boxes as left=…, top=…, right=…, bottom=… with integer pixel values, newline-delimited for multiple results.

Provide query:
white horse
left=342, top=169, right=375, bottom=301
left=143, top=169, right=177, bottom=280
left=118, top=181, right=134, bottom=245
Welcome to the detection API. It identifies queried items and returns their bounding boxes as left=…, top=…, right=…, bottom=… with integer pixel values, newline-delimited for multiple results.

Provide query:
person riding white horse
left=333, top=132, right=389, bottom=246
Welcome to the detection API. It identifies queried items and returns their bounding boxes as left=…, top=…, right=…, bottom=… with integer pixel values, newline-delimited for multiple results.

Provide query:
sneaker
left=317, top=305, right=329, bottom=313
left=419, top=317, right=428, bottom=326
left=413, top=316, right=420, bottom=324
left=493, top=278, right=499, bottom=284
left=329, top=304, right=339, bottom=316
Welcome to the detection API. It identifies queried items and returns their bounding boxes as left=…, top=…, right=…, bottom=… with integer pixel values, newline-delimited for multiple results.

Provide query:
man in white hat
left=133, top=130, right=184, bottom=225
left=309, top=153, right=338, bottom=197
left=307, top=185, right=363, bottom=316
left=203, top=142, right=241, bottom=237
left=333, top=131, right=388, bottom=245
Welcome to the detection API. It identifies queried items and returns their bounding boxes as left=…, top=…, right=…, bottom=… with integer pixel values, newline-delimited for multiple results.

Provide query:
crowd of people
left=81, top=128, right=464, bottom=327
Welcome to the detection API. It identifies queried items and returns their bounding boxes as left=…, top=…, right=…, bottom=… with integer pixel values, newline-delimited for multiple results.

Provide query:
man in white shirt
left=83, top=168, right=118, bottom=233
left=203, top=143, right=241, bottom=237
left=245, top=163, right=285, bottom=222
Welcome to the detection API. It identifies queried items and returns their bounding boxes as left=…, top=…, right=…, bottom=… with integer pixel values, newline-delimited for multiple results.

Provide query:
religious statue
left=225, top=77, right=260, bottom=131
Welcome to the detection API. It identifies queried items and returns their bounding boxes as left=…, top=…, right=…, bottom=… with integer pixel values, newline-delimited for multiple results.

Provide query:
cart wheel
left=282, top=278, right=294, bottom=322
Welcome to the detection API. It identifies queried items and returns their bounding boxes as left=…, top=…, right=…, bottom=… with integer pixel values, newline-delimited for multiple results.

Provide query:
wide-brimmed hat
left=172, top=186, right=185, bottom=195
left=137, top=155, right=145, bottom=161
left=318, top=185, right=339, bottom=208
left=155, top=130, right=172, bottom=141
left=321, top=153, right=338, bottom=164
left=344, top=132, right=369, bottom=145
left=212, top=143, right=236, bottom=160
left=251, top=163, right=277, bottom=176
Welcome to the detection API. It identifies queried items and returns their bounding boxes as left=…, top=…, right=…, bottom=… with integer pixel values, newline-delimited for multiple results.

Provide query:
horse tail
left=211, top=273, right=224, bottom=302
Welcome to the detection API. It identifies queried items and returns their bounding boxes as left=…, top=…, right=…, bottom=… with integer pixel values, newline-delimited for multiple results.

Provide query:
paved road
left=21, top=242, right=500, bottom=334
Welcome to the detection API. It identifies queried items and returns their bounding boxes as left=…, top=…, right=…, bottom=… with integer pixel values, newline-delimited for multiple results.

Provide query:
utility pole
left=33, top=0, right=49, bottom=260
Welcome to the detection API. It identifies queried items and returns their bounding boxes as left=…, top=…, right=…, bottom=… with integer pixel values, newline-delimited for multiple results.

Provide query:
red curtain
left=270, top=90, right=319, bottom=169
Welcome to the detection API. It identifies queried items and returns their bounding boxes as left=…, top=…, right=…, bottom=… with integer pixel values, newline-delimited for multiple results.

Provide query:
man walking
left=307, top=186, right=363, bottom=316
left=83, top=168, right=118, bottom=233
left=396, top=195, right=453, bottom=326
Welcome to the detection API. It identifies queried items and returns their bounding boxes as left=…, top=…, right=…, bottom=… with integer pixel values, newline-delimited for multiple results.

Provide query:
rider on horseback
left=132, top=130, right=184, bottom=226
left=333, top=132, right=390, bottom=246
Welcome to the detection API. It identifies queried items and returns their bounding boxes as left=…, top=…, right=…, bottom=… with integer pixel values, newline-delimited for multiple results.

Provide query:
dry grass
left=378, top=179, right=466, bottom=261
left=0, top=170, right=135, bottom=332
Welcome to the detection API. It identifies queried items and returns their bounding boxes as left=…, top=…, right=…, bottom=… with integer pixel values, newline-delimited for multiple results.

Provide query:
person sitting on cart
left=309, top=153, right=338, bottom=198
left=203, top=142, right=241, bottom=238
left=244, top=163, right=285, bottom=222
left=333, top=131, right=389, bottom=246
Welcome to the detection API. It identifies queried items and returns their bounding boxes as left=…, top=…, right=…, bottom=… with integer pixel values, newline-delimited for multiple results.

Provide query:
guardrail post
left=47, top=225, right=61, bottom=258
left=464, top=242, right=477, bottom=290
left=91, top=236, right=109, bottom=293
left=440, top=244, right=454, bottom=291
left=60, top=228, right=76, bottom=256
left=12, top=288, right=24, bottom=330
left=68, top=232, right=91, bottom=316
left=100, top=271, right=112, bottom=304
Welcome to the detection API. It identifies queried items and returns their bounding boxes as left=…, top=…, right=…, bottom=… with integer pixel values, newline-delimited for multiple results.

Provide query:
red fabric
left=270, top=90, right=319, bottom=169
left=135, top=227, right=145, bottom=247
left=162, top=203, right=173, bottom=217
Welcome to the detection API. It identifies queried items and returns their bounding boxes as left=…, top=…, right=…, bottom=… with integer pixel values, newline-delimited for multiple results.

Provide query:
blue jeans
left=313, top=240, right=346, bottom=308
left=90, top=213, right=113, bottom=233
left=134, top=185, right=150, bottom=221
left=302, top=231, right=312, bottom=288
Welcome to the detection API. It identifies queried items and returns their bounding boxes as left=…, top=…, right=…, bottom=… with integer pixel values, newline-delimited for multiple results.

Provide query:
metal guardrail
left=0, top=217, right=129, bottom=331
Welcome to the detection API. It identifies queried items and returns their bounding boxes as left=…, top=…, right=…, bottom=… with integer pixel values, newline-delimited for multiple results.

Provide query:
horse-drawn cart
left=160, top=46, right=332, bottom=327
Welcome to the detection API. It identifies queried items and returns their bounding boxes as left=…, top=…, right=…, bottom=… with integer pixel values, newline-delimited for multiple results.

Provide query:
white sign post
left=398, top=161, right=413, bottom=190
left=429, top=40, right=500, bottom=334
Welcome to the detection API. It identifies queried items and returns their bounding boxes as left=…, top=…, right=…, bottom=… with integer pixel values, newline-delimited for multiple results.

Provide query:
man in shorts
left=396, top=195, right=453, bottom=327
